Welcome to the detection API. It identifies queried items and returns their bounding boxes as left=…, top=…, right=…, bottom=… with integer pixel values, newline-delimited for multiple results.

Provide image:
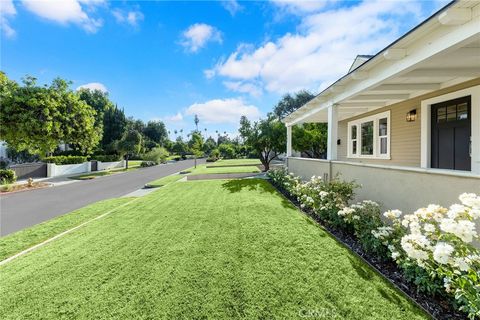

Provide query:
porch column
left=286, top=125, right=292, bottom=157
left=327, top=104, right=338, bottom=160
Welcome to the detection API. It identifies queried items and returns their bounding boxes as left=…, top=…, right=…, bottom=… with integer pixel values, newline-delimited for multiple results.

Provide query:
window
left=351, top=125, right=357, bottom=155
left=347, top=111, right=390, bottom=159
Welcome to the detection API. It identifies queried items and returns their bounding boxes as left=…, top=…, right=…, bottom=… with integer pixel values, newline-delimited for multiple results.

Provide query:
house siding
left=337, top=78, right=480, bottom=167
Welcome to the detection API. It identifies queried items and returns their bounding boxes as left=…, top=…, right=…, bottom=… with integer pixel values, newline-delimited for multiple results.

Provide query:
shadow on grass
left=348, top=256, right=374, bottom=281
left=221, top=179, right=294, bottom=209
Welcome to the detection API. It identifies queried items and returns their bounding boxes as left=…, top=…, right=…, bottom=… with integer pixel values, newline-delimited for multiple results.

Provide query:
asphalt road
left=0, top=159, right=204, bottom=236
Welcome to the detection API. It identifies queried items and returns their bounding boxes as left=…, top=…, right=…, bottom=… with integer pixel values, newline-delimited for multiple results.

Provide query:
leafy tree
left=239, top=115, right=286, bottom=171
left=116, top=129, right=142, bottom=169
left=0, top=73, right=100, bottom=155
left=143, top=146, right=169, bottom=164
left=126, top=117, right=145, bottom=133
left=102, top=104, right=127, bottom=149
left=218, top=143, right=236, bottom=159
left=273, top=90, right=315, bottom=119
left=188, top=131, right=204, bottom=168
left=293, top=123, right=328, bottom=158
left=77, top=88, right=112, bottom=137
left=143, top=120, right=168, bottom=145
left=172, top=137, right=187, bottom=156
left=202, top=137, right=217, bottom=155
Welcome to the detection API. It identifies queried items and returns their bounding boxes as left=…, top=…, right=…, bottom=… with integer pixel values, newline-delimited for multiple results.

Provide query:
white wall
left=97, top=160, right=125, bottom=171
left=47, top=162, right=91, bottom=177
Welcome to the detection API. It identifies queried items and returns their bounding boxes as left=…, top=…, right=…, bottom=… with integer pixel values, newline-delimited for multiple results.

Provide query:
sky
left=0, top=0, right=450, bottom=139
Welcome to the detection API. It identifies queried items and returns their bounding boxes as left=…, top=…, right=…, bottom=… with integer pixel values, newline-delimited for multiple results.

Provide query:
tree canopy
left=0, top=73, right=100, bottom=155
left=239, top=115, right=286, bottom=171
left=143, top=120, right=168, bottom=145
left=272, top=90, right=315, bottom=119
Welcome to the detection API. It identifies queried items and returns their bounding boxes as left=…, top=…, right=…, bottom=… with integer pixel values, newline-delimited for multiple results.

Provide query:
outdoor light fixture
left=406, top=109, right=417, bottom=122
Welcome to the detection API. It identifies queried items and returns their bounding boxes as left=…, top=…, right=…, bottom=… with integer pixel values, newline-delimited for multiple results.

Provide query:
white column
left=327, top=105, right=338, bottom=160
left=286, top=125, right=292, bottom=157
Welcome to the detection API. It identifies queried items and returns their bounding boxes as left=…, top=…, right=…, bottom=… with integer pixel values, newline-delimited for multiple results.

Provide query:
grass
left=145, top=174, right=185, bottom=187
left=189, top=163, right=261, bottom=175
left=210, top=158, right=262, bottom=167
left=0, top=198, right=132, bottom=261
left=0, top=179, right=427, bottom=319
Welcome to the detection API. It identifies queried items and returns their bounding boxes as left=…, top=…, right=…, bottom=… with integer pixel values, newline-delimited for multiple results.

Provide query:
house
left=283, top=0, right=480, bottom=213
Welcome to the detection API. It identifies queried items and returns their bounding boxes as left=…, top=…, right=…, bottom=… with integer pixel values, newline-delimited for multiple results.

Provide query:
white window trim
left=347, top=111, right=391, bottom=160
left=420, top=85, right=480, bottom=174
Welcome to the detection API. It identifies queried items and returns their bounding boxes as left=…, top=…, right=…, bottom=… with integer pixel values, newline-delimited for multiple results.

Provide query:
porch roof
left=283, top=0, right=480, bottom=126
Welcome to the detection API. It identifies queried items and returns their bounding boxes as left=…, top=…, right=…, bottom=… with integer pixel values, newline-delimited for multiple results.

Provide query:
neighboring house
left=283, top=0, right=480, bottom=213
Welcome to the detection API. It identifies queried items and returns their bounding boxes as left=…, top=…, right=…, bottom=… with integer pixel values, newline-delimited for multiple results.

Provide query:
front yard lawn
left=0, top=179, right=427, bottom=319
left=210, top=158, right=262, bottom=167
left=189, top=163, right=261, bottom=175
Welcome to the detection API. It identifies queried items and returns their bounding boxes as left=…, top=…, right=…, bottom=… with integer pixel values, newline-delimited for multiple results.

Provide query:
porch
left=283, top=1, right=480, bottom=213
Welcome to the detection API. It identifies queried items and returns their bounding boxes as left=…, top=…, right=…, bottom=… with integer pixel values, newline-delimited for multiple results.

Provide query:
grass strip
left=0, top=198, right=133, bottom=261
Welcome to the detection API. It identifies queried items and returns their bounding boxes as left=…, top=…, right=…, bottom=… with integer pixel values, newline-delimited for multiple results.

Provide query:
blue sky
left=1, top=0, right=449, bottom=138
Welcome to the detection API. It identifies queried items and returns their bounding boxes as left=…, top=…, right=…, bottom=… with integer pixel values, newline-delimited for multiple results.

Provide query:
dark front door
left=431, top=96, right=471, bottom=171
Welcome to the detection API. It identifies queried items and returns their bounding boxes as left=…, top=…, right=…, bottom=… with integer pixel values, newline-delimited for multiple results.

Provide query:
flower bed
left=267, top=168, right=479, bottom=320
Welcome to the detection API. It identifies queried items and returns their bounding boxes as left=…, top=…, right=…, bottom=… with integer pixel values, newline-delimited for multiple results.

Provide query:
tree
left=77, top=88, right=112, bottom=139
left=218, top=143, right=236, bottom=159
left=273, top=90, right=315, bottom=119
left=0, top=73, right=100, bottom=155
left=293, top=123, right=328, bottom=158
left=172, top=137, right=187, bottom=156
left=102, top=104, right=127, bottom=150
left=194, top=114, right=199, bottom=132
left=143, top=120, right=167, bottom=145
left=116, top=129, right=142, bottom=169
left=239, top=115, right=286, bottom=171
left=202, top=137, right=217, bottom=155
left=188, top=131, right=204, bottom=168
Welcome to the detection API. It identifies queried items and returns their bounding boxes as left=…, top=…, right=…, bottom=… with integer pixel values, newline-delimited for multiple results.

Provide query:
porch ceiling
left=284, top=0, right=480, bottom=125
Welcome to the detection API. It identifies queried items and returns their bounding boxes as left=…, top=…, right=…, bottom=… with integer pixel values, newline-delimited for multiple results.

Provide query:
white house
left=283, top=0, right=480, bottom=213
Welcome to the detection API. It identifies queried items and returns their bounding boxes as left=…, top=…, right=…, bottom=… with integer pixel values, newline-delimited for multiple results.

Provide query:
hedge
left=91, top=154, right=122, bottom=162
left=43, top=156, right=87, bottom=165
left=0, top=169, right=16, bottom=185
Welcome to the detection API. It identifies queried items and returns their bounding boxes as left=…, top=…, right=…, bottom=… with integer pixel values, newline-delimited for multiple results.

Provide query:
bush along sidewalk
left=267, top=168, right=479, bottom=320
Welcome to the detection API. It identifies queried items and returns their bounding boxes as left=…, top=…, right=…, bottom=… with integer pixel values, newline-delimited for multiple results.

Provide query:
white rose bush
left=267, top=168, right=480, bottom=319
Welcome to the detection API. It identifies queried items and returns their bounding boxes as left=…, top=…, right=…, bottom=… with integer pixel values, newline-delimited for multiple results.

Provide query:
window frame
left=347, top=111, right=391, bottom=159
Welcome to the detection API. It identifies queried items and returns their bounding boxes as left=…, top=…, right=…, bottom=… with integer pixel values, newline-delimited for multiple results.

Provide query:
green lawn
left=0, top=198, right=133, bottom=261
left=145, top=174, right=185, bottom=187
left=189, top=163, right=261, bottom=175
left=210, top=158, right=262, bottom=167
left=0, top=179, right=427, bottom=319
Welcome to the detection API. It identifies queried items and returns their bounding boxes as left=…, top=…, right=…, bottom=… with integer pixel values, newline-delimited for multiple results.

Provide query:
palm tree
left=204, top=128, right=207, bottom=138
left=174, top=129, right=178, bottom=138
left=180, top=129, right=183, bottom=138
left=194, top=114, right=199, bottom=132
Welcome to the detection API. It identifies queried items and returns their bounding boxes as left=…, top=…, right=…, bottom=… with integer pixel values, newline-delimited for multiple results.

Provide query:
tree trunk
left=194, top=156, right=197, bottom=168
left=125, top=154, right=129, bottom=170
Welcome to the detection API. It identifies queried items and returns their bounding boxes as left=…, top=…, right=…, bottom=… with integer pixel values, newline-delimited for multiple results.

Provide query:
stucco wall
left=287, top=157, right=480, bottom=214
left=337, top=78, right=480, bottom=167
left=98, top=160, right=125, bottom=171
left=47, top=162, right=91, bottom=177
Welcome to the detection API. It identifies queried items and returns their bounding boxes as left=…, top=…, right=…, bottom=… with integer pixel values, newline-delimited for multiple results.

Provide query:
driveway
left=0, top=159, right=204, bottom=236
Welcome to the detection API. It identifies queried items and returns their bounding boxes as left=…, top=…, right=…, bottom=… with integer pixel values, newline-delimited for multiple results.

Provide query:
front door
left=431, top=96, right=471, bottom=171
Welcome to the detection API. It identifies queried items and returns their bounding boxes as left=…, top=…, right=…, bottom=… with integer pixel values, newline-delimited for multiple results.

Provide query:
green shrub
left=143, top=147, right=169, bottom=165
left=43, top=155, right=87, bottom=165
left=92, top=154, right=121, bottom=162
left=140, top=161, right=156, bottom=167
left=0, top=169, right=16, bottom=185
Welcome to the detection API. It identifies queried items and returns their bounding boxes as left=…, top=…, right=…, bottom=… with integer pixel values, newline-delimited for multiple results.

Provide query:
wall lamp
left=406, top=109, right=417, bottom=122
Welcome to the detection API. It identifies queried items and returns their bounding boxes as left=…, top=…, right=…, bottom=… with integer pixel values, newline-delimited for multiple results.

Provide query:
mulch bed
left=268, top=181, right=467, bottom=320
left=0, top=182, right=52, bottom=194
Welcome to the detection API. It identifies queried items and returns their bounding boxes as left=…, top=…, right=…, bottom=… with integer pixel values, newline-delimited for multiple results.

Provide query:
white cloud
left=77, top=82, right=108, bottom=92
left=112, top=8, right=144, bottom=27
left=180, top=23, right=222, bottom=53
left=0, top=0, right=16, bottom=38
left=208, top=0, right=424, bottom=94
left=185, top=98, right=260, bottom=124
left=271, top=0, right=333, bottom=14
left=164, top=112, right=184, bottom=122
left=221, top=0, right=242, bottom=16
left=22, top=0, right=104, bottom=33
left=223, top=81, right=262, bottom=97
